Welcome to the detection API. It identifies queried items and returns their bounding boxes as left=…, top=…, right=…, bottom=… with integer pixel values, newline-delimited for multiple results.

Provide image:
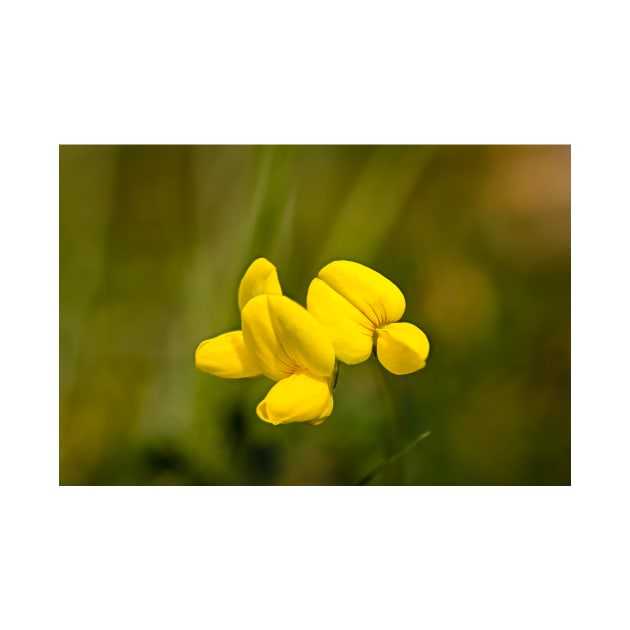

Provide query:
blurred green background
left=59, top=145, right=570, bottom=485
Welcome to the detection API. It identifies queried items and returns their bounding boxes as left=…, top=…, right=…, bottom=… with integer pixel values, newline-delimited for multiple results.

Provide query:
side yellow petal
left=266, top=294, right=336, bottom=378
left=241, top=295, right=295, bottom=381
left=256, top=372, right=334, bottom=425
left=237, top=257, right=283, bottom=311
left=317, top=260, right=406, bottom=327
left=195, top=331, right=262, bottom=378
left=306, top=277, right=374, bottom=364
left=375, top=322, right=430, bottom=375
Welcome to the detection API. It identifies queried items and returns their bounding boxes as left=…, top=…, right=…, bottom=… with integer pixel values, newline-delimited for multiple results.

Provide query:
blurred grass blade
left=357, top=430, right=431, bottom=485
left=317, top=146, right=434, bottom=264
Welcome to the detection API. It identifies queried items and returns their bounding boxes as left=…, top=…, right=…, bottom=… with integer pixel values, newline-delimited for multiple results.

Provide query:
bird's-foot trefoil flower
left=306, top=260, right=430, bottom=375
left=242, top=294, right=336, bottom=426
left=195, top=258, right=336, bottom=426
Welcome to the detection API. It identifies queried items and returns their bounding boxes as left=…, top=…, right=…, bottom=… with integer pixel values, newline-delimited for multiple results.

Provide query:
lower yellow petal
left=307, top=277, right=374, bottom=364
left=195, top=331, right=262, bottom=378
left=375, top=322, right=430, bottom=375
left=256, top=372, right=334, bottom=425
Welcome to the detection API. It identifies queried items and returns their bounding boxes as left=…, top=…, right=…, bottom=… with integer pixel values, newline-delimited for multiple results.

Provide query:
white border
left=4, top=1, right=629, bottom=628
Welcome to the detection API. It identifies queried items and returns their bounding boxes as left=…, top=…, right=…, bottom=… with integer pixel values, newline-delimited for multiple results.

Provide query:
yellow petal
left=237, top=257, right=283, bottom=311
left=256, top=372, right=334, bottom=425
left=375, top=322, right=430, bottom=375
left=195, top=331, right=262, bottom=378
left=241, top=295, right=336, bottom=380
left=267, top=294, right=336, bottom=378
left=307, top=277, right=374, bottom=364
left=317, top=260, right=406, bottom=327
left=241, top=295, right=295, bottom=380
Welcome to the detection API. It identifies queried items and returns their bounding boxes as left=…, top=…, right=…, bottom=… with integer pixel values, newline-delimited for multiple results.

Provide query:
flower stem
left=357, top=430, right=431, bottom=485
left=372, top=361, right=405, bottom=483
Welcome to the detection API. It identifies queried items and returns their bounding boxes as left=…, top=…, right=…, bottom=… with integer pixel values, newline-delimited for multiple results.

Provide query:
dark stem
left=357, top=430, right=431, bottom=485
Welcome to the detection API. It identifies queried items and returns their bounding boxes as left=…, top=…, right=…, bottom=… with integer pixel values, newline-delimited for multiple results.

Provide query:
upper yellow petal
left=242, top=294, right=336, bottom=380
left=307, top=277, right=374, bottom=364
left=195, top=330, right=262, bottom=378
left=375, top=322, right=430, bottom=375
left=237, top=257, right=283, bottom=311
left=317, top=260, right=406, bottom=327
left=256, top=371, right=334, bottom=425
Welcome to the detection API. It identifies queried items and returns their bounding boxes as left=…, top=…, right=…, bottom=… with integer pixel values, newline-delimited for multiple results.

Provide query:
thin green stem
left=372, top=360, right=404, bottom=483
left=357, top=430, right=431, bottom=486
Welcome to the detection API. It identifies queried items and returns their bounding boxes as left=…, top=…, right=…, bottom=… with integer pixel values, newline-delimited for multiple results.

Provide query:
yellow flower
left=195, top=258, right=336, bottom=426
left=195, top=257, right=282, bottom=380
left=241, top=294, right=336, bottom=425
left=307, top=260, right=430, bottom=375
